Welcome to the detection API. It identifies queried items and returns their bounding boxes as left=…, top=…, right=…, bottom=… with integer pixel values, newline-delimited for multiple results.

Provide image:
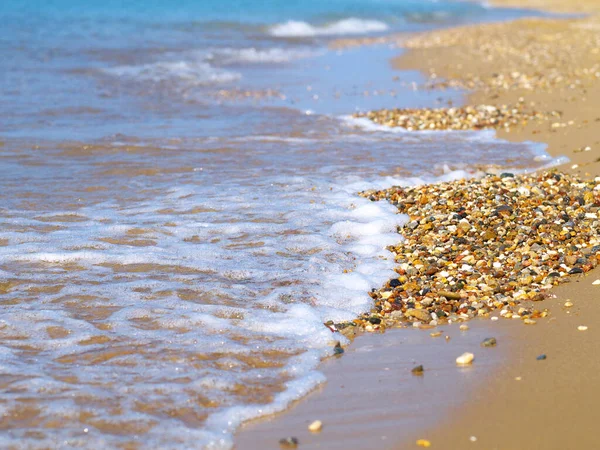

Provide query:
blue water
left=0, top=0, right=516, bottom=22
left=0, top=1, right=557, bottom=449
left=0, top=0, right=546, bottom=140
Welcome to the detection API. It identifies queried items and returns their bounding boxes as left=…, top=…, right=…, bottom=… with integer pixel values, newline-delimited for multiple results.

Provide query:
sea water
left=0, top=1, right=556, bottom=448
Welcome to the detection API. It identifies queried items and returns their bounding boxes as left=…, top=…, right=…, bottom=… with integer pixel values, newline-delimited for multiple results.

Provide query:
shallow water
left=0, top=1, right=557, bottom=448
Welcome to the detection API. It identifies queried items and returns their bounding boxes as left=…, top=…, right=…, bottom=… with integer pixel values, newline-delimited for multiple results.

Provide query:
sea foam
left=103, top=60, right=241, bottom=86
left=269, top=18, right=389, bottom=37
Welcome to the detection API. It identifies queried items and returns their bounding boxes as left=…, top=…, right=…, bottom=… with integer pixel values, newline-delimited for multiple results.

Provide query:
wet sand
left=236, top=0, right=600, bottom=448
left=237, top=321, right=520, bottom=450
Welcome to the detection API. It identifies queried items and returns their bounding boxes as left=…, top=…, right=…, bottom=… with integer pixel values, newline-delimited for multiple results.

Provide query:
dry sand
left=236, top=1, right=600, bottom=448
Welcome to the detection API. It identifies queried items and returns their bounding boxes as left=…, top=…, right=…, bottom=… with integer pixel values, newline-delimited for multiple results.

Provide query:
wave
left=269, top=18, right=389, bottom=38
left=103, top=60, right=240, bottom=86
left=101, top=46, right=316, bottom=87
left=207, top=47, right=317, bottom=65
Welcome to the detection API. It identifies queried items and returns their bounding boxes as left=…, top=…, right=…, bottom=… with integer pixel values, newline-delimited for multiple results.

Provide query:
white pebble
left=491, top=316, right=499, bottom=321
left=578, top=325, right=588, bottom=331
left=308, top=420, right=323, bottom=432
left=456, top=352, right=474, bottom=365
left=593, top=279, right=600, bottom=285
left=459, top=324, right=469, bottom=331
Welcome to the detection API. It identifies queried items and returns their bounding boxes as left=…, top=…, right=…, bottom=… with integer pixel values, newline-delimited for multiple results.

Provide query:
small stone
left=564, top=301, right=573, bottom=308
left=578, top=325, right=588, bottom=331
left=458, top=219, right=471, bottom=231
left=430, top=331, right=442, bottom=337
left=481, top=337, right=497, bottom=347
left=495, top=204, right=513, bottom=215
left=536, top=354, right=547, bottom=360
left=470, top=436, right=478, bottom=442
left=523, top=319, right=536, bottom=325
left=412, top=365, right=424, bottom=375
left=308, top=420, right=323, bottom=433
left=482, top=230, right=496, bottom=241
left=439, top=290, right=462, bottom=300
left=459, top=324, right=469, bottom=331
left=405, top=309, right=431, bottom=323
left=491, top=316, right=499, bottom=321
left=593, top=279, right=600, bottom=285
left=333, top=342, right=344, bottom=355
left=389, top=278, right=402, bottom=287
left=416, top=439, right=432, bottom=448
left=421, top=298, right=434, bottom=307
left=279, top=437, right=299, bottom=448
left=456, top=352, right=474, bottom=365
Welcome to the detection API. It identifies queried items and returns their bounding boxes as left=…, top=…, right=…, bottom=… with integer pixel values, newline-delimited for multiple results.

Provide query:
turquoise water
left=0, top=1, right=557, bottom=449
left=0, top=0, right=544, bottom=139
left=0, top=0, right=512, bottom=22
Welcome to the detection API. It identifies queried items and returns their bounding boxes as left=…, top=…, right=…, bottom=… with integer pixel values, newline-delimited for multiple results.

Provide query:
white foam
left=209, top=47, right=317, bottom=65
left=269, top=18, right=389, bottom=38
left=103, top=60, right=240, bottom=85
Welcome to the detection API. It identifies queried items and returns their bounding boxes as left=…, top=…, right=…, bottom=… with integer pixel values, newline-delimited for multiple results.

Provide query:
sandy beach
left=3, top=0, right=599, bottom=447
left=236, top=0, right=600, bottom=448
left=398, top=0, right=600, bottom=447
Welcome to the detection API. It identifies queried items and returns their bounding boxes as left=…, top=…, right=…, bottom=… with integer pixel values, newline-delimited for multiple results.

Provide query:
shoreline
left=236, top=1, right=600, bottom=448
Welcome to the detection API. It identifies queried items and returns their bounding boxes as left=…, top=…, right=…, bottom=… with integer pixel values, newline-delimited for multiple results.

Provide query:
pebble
left=338, top=171, right=600, bottom=334
left=333, top=342, right=344, bottom=355
left=536, top=354, right=547, bottom=361
left=481, top=337, right=497, bottom=347
left=279, top=437, right=299, bottom=448
left=405, top=309, right=432, bottom=323
left=412, top=365, right=425, bottom=375
left=308, top=420, right=323, bottom=433
left=578, top=325, right=588, bottom=331
left=416, top=439, right=432, bottom=448
left=593, top=279, right=600, bottom=285
left=564, top=301, right=574, bottom=308
left=355, top=104, right=553, bottom=132
left=459, top=324, right=469, bottom=331
left=456, top=352, right=475, bottom=365
left=430, top=331, right=443, bottom=337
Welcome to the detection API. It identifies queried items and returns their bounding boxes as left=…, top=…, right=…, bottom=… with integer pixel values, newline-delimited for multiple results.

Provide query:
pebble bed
left=333, top=171, right=600, bottom=335
left=354, top=104, right=554, bottom=131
